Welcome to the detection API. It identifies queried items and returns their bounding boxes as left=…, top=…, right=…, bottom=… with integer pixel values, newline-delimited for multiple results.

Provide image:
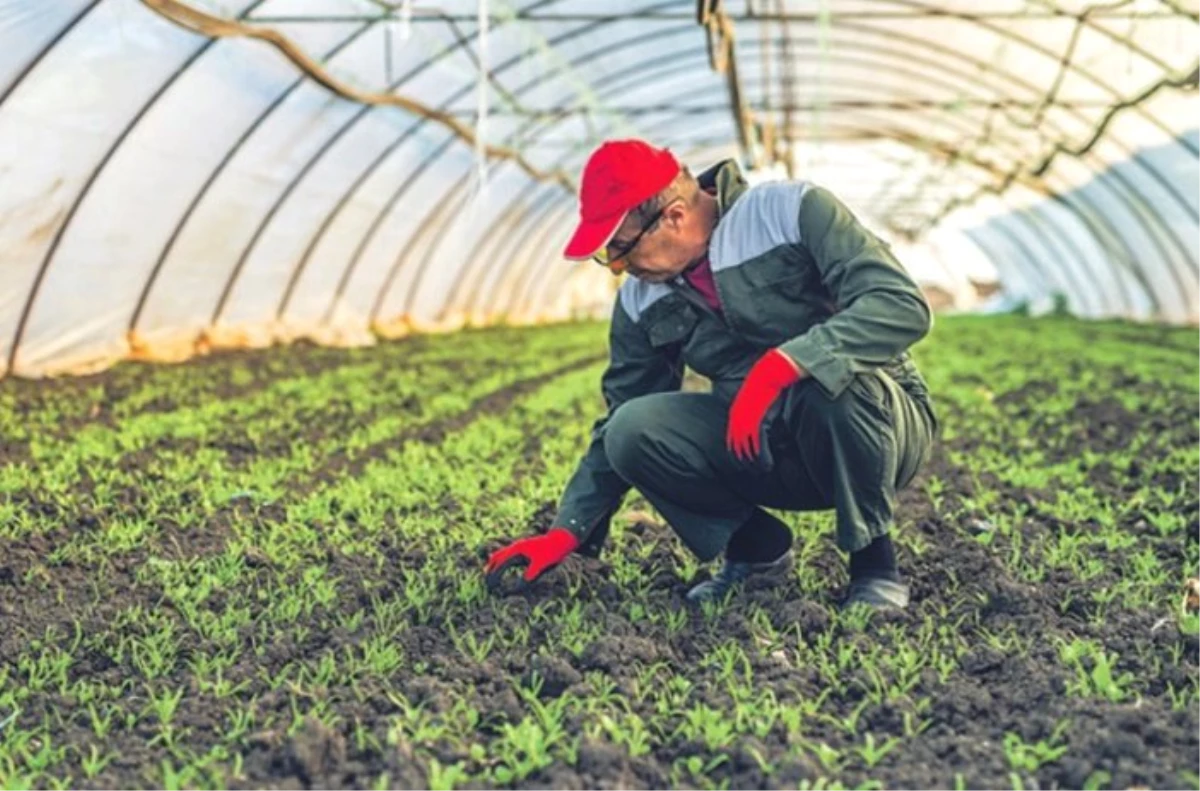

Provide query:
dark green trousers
left=602, top=371, right=936, bottom=562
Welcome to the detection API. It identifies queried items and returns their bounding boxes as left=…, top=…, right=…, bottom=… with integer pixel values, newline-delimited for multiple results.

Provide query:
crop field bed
left=0, top=316, right=1196, bottom=790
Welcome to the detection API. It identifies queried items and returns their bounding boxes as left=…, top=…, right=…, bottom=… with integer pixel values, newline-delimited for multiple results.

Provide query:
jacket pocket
left=739, top=254, right=815, bottom=292
left=725, top=259, right=829, bottom=346
left=645, top=302, right=699, bottom=349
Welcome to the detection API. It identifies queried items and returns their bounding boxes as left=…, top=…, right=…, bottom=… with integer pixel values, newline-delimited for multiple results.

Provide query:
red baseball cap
left=562, top=139, right=681, bottom=261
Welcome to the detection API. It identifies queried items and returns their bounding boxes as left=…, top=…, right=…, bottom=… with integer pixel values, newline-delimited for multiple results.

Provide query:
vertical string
left=1124, top=8, right=1133, bottom=78
left=814, top=0, right=831, bottom=171
left=384, top=18, right=393, bottom=84
left=454, top=0, right=490, bottom=296
left=386, top=0, right=412, bottom=85
left=399, top=0, right=412, bottom=40
left=475, top=0, right=490, bottom=194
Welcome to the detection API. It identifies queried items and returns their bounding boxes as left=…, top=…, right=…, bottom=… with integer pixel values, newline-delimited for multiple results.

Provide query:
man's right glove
left=484, top=527, right=580, bottom=583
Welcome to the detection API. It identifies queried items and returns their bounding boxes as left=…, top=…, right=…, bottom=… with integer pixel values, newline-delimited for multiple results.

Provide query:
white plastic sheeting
left=0, top=0, right=1196, bottom=377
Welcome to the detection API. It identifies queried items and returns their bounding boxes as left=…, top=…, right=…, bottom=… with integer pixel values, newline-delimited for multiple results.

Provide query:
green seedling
left=1002, top=723, right=1069, bottom=774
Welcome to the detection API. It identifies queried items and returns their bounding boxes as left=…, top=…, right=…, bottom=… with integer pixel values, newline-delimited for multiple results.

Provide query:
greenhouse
left=0, top=1, right=1197, bottom=789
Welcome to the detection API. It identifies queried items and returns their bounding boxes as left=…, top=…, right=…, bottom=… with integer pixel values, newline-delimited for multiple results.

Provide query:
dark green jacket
left=554, top=159, right=937, bottom=551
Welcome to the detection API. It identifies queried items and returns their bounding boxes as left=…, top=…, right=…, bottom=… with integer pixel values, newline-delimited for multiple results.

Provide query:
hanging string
left=475, top=0, right=490, bottom=195
left=456, top=0, right=490, bottom=252
left=385, top=0, right=411, bottom=85
left=813, top=0, right=831, bottom=171
left=384, top=16, right=392, bottom=83
left=398, top=0, right=412, bottom=39
left=1126, top=2, right=1139, bottom=77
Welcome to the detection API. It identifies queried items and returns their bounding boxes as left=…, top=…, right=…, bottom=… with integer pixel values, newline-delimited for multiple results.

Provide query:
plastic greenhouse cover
left=0, top=0, right=1195, bottom=378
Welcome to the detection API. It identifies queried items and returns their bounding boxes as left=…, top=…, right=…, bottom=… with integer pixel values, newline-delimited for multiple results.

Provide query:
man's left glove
left=484, top=527, right=580, bottom=583
left=726, top=348, right=803, bottom=462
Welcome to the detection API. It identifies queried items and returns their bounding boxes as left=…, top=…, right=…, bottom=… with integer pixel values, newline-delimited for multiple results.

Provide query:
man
left=484, top=139, right=938, bottom=610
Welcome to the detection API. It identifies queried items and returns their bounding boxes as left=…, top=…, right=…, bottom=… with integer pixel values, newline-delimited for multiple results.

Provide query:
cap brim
left=562, top=210, right=627, bottom=261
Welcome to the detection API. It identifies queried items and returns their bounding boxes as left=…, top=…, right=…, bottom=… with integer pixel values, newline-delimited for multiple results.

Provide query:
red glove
left=726, top=349, right=802, bottom=461
left=484, top=527, right=580, bottom=583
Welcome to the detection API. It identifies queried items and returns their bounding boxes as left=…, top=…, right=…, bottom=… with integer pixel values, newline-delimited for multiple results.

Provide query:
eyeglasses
left=592, top=198, right=679, bottom=272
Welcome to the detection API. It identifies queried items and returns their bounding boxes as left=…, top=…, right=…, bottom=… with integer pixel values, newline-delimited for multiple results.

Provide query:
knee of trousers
left=602, top=395, right=671, bottom=482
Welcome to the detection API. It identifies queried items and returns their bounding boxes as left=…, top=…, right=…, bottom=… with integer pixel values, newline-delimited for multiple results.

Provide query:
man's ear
left=663, top=199, right=688, bottom=231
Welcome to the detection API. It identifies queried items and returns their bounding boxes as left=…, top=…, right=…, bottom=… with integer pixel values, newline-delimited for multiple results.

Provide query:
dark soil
left=0, top=336, right=1196, bottom=790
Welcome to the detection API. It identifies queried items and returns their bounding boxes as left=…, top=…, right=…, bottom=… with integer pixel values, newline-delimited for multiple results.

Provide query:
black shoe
left=686, top=550, right=793, bottom=603
left=841, top=577, right=910, bottom=611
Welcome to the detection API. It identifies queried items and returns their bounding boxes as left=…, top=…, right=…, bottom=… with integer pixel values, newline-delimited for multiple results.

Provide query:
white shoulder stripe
left=710, top=181, right=811, bottom=272
left=618, top=277, right=673, bottom=323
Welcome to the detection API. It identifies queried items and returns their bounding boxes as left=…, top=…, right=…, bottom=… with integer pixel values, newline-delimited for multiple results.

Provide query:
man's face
left=603, top=198, right=701, bottom=283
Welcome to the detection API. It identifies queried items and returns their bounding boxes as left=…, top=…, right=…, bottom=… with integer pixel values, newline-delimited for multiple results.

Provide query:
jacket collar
left=696, top=158, right=749, bottom=220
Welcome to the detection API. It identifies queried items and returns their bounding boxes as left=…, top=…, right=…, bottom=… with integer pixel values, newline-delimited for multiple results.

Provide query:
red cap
left=562, top=139, right=681, bottom=260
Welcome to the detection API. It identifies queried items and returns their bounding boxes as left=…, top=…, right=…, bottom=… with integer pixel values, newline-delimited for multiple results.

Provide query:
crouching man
left=485, top=139, right=938, bottom=611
